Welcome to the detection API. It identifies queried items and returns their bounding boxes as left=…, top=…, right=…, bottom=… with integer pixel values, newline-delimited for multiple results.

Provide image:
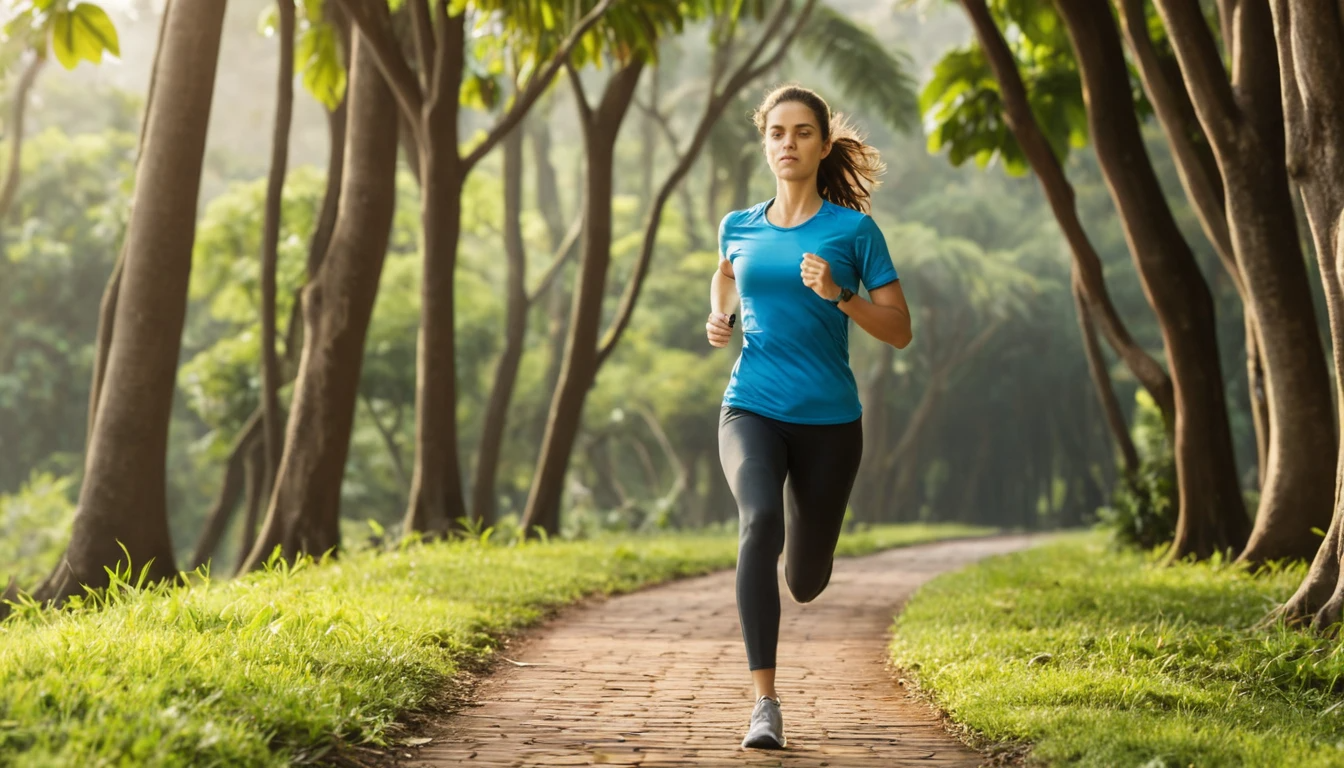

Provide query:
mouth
left=779, top=156, right=798, bottom=163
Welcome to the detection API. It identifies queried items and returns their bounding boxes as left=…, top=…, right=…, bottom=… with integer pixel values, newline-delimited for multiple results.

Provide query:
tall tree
left=28, top=0, right=228, bottom=606
left=520, top=0, right=820, bottom=535
left=1146, top=0, right=1335, bottom=565
left=1053, top=0, right=1249, bottom=561
left=469, top=117, right=579, bottom=526
left=1074, top=269, right=1140, bottom=477
left=939, top=0, right=1176, bottom=426
left=1264, top=0, right=1344, bottom=629
left=259, top=0, right=298, bottom=503
left=331, top=0, right=619, bottom=537
left=1112, top=0, right=1271, bottom=485
left=240, top=30, right=400, bottom=571
left=190, top=4, right=350, bottom=570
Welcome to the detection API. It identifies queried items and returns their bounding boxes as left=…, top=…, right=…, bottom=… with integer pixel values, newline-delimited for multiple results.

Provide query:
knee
left=785, top=562, right=832, bottom=604
left=738, top=505, right=784, bottom=554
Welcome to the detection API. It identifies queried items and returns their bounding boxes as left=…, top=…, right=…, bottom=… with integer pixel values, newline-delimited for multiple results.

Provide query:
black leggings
left=718, top=406, right=863, bottom=671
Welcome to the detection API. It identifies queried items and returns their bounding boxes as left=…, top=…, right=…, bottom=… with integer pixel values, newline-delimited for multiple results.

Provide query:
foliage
left=891, top=534, right=1343, bottom=767
left=920, top=0, right=1152, bottom=175
left=4, top=1, right=120, bottom=71
left=0, top=125, right=134, bottom=493
left=0, top=472, right=76, bottom=588
left=0, top=524, right=981, bottom=766
left=796, top=4, right=920, bottom=135
left=1096, top=389, right=1177, bottom=551
left=258, top=0, right=346, bottom=110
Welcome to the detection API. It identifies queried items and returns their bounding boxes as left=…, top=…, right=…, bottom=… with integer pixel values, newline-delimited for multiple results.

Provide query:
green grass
left=890, top=531, right=1344, bottom=767
left=0, top=522, right=990, bottom=767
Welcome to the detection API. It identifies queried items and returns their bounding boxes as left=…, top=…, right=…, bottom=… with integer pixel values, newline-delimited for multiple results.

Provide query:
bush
left=0, top=471, right=77, bottom=588
left=1096, top=390, right=1177, bottom=550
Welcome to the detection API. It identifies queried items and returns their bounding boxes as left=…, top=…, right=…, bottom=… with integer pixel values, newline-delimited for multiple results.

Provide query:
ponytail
left=753, top=85, right=886, bottom=213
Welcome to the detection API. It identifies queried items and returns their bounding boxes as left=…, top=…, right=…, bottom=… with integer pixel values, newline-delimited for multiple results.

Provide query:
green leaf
left=296, top=22, right=346, bottom=110
left=71, top=3, right=119, bottom=58
left=49, top=3, right=120, bottom=70
left=49, top=11, right=78, bottom=69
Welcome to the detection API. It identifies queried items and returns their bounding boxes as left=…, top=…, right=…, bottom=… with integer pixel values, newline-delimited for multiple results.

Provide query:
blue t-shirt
left=720, top=199, right=899, bottom=425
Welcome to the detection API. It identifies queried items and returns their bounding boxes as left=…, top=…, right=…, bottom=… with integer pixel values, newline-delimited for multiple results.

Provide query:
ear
left=821, top=138, right=833, bottom=159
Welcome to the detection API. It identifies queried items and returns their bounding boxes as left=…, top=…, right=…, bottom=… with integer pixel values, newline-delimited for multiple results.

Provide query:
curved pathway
left=391, top=535, right=1040, bottom=767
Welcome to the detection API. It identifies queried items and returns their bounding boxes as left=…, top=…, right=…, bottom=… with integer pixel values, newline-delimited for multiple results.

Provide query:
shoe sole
left=741, top=735, right=786, bottom=750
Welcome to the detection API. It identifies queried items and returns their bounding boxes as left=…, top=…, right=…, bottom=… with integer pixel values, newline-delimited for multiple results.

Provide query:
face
left=763, top=100, right=832, bottom=182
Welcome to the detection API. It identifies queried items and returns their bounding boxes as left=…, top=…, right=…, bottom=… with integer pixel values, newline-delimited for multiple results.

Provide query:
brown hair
left=752, top=85, right=885, bottom=213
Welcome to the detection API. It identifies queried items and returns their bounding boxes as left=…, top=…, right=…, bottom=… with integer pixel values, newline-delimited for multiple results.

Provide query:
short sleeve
left=856, top=215, right=898, bottom=291
left=718, top=212, right=733, bottom=264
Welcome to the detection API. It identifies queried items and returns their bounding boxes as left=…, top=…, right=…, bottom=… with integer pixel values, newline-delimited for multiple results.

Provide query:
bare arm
left=707, top=260, right=738, bottom=348
left=840, top=280, right=912, bottom=349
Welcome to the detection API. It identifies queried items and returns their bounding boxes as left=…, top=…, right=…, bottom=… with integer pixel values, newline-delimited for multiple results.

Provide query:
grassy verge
left=890, top=531, right=1344, bottom=767
left=0, top=522, right=989, bottom=767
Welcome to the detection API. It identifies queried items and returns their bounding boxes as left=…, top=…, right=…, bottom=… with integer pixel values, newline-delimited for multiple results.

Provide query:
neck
left=772, top=177, right=823, bottom=219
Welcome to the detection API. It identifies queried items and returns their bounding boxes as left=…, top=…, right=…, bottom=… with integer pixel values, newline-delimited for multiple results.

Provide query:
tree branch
left=565, top=60, right=594, bottom=125
left=333, top=0, right=425, bottom=129
left=527, top=209, right=584, bottom=302
left=1267, top=0, right=1305, bottom=176
left=636, top=405, right=687, bottom=507
left=1150, top=0, right=1241, bottom=151
left=362, top=394, right=410, bottom=492
left=1291, top=0, right=1344, bottom=123
left=594, top=0, right=815, bottom=367
left=409, top=0, right=436, bottom=93
left=462, top=0, right=623, bottom=169
left=1119, top=0, right=1237, bottom=285
left=0, top=51, right=45, bottom=223
left=742, top=0, right=815, bottom=85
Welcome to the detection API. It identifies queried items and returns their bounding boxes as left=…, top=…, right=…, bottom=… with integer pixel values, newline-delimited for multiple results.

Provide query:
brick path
left=392, top=535, right=1039, bottom=768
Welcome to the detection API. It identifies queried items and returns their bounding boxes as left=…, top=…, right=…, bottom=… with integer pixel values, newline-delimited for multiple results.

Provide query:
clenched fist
left=800, top=252, right=841, bottom=301
left=706, top=312, right=735, bottom=348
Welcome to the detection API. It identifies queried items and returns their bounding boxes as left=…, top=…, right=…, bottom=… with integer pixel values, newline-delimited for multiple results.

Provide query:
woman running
left=705, top=84, right=913, bottom=750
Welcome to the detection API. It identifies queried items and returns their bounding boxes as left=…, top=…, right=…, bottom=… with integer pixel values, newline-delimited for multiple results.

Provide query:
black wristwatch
left=829, top=287, right=855, bottom=305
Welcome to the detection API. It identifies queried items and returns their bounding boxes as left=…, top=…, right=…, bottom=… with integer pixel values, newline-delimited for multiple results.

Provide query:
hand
left=706, top=311, right=734, bottom=348
left=801, top=252, right=841, bottom=301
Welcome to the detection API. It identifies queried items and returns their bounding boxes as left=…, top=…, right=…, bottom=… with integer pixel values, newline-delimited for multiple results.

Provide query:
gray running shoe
left=740, top=695, right=786, bottom=749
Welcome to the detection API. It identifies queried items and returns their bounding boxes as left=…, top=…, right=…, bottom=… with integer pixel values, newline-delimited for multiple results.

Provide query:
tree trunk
left=192, top=83, right=346, bottom=572
left=1073, top=268, right=1139, bottom=475
left=521, top=62, right=645, bottom=535
left=960, top=0, right=1176, bottom=426
left=529, top=115, right=576, bottom=447
left=86, top=5, right=172, bottom=442
left=1149, top=0, right=1335, bottom=566
left=234, top=440, right=266, bottom=574
left=1115, top=0, right=1272, bottom=485
left=1055, top=0, right=1249, bottom=561
left=0, top=51, right=45, bottom=223
left=259, top=0, right=296, bottom=499
left=240, top=32, right=399, bottom=570
left=32, top=0, right=228, bottom=605
left=470, top=125, right=530, bottom=527
left=402, top=15, right=468, bottom=537
left=1262, top=0, right=1344, bottom=629
left=188, top=412, right=263, bottom=570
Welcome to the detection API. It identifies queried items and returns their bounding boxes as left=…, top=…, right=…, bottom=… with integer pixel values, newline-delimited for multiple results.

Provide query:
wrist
left=826, top=285, right=853, bottom=304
